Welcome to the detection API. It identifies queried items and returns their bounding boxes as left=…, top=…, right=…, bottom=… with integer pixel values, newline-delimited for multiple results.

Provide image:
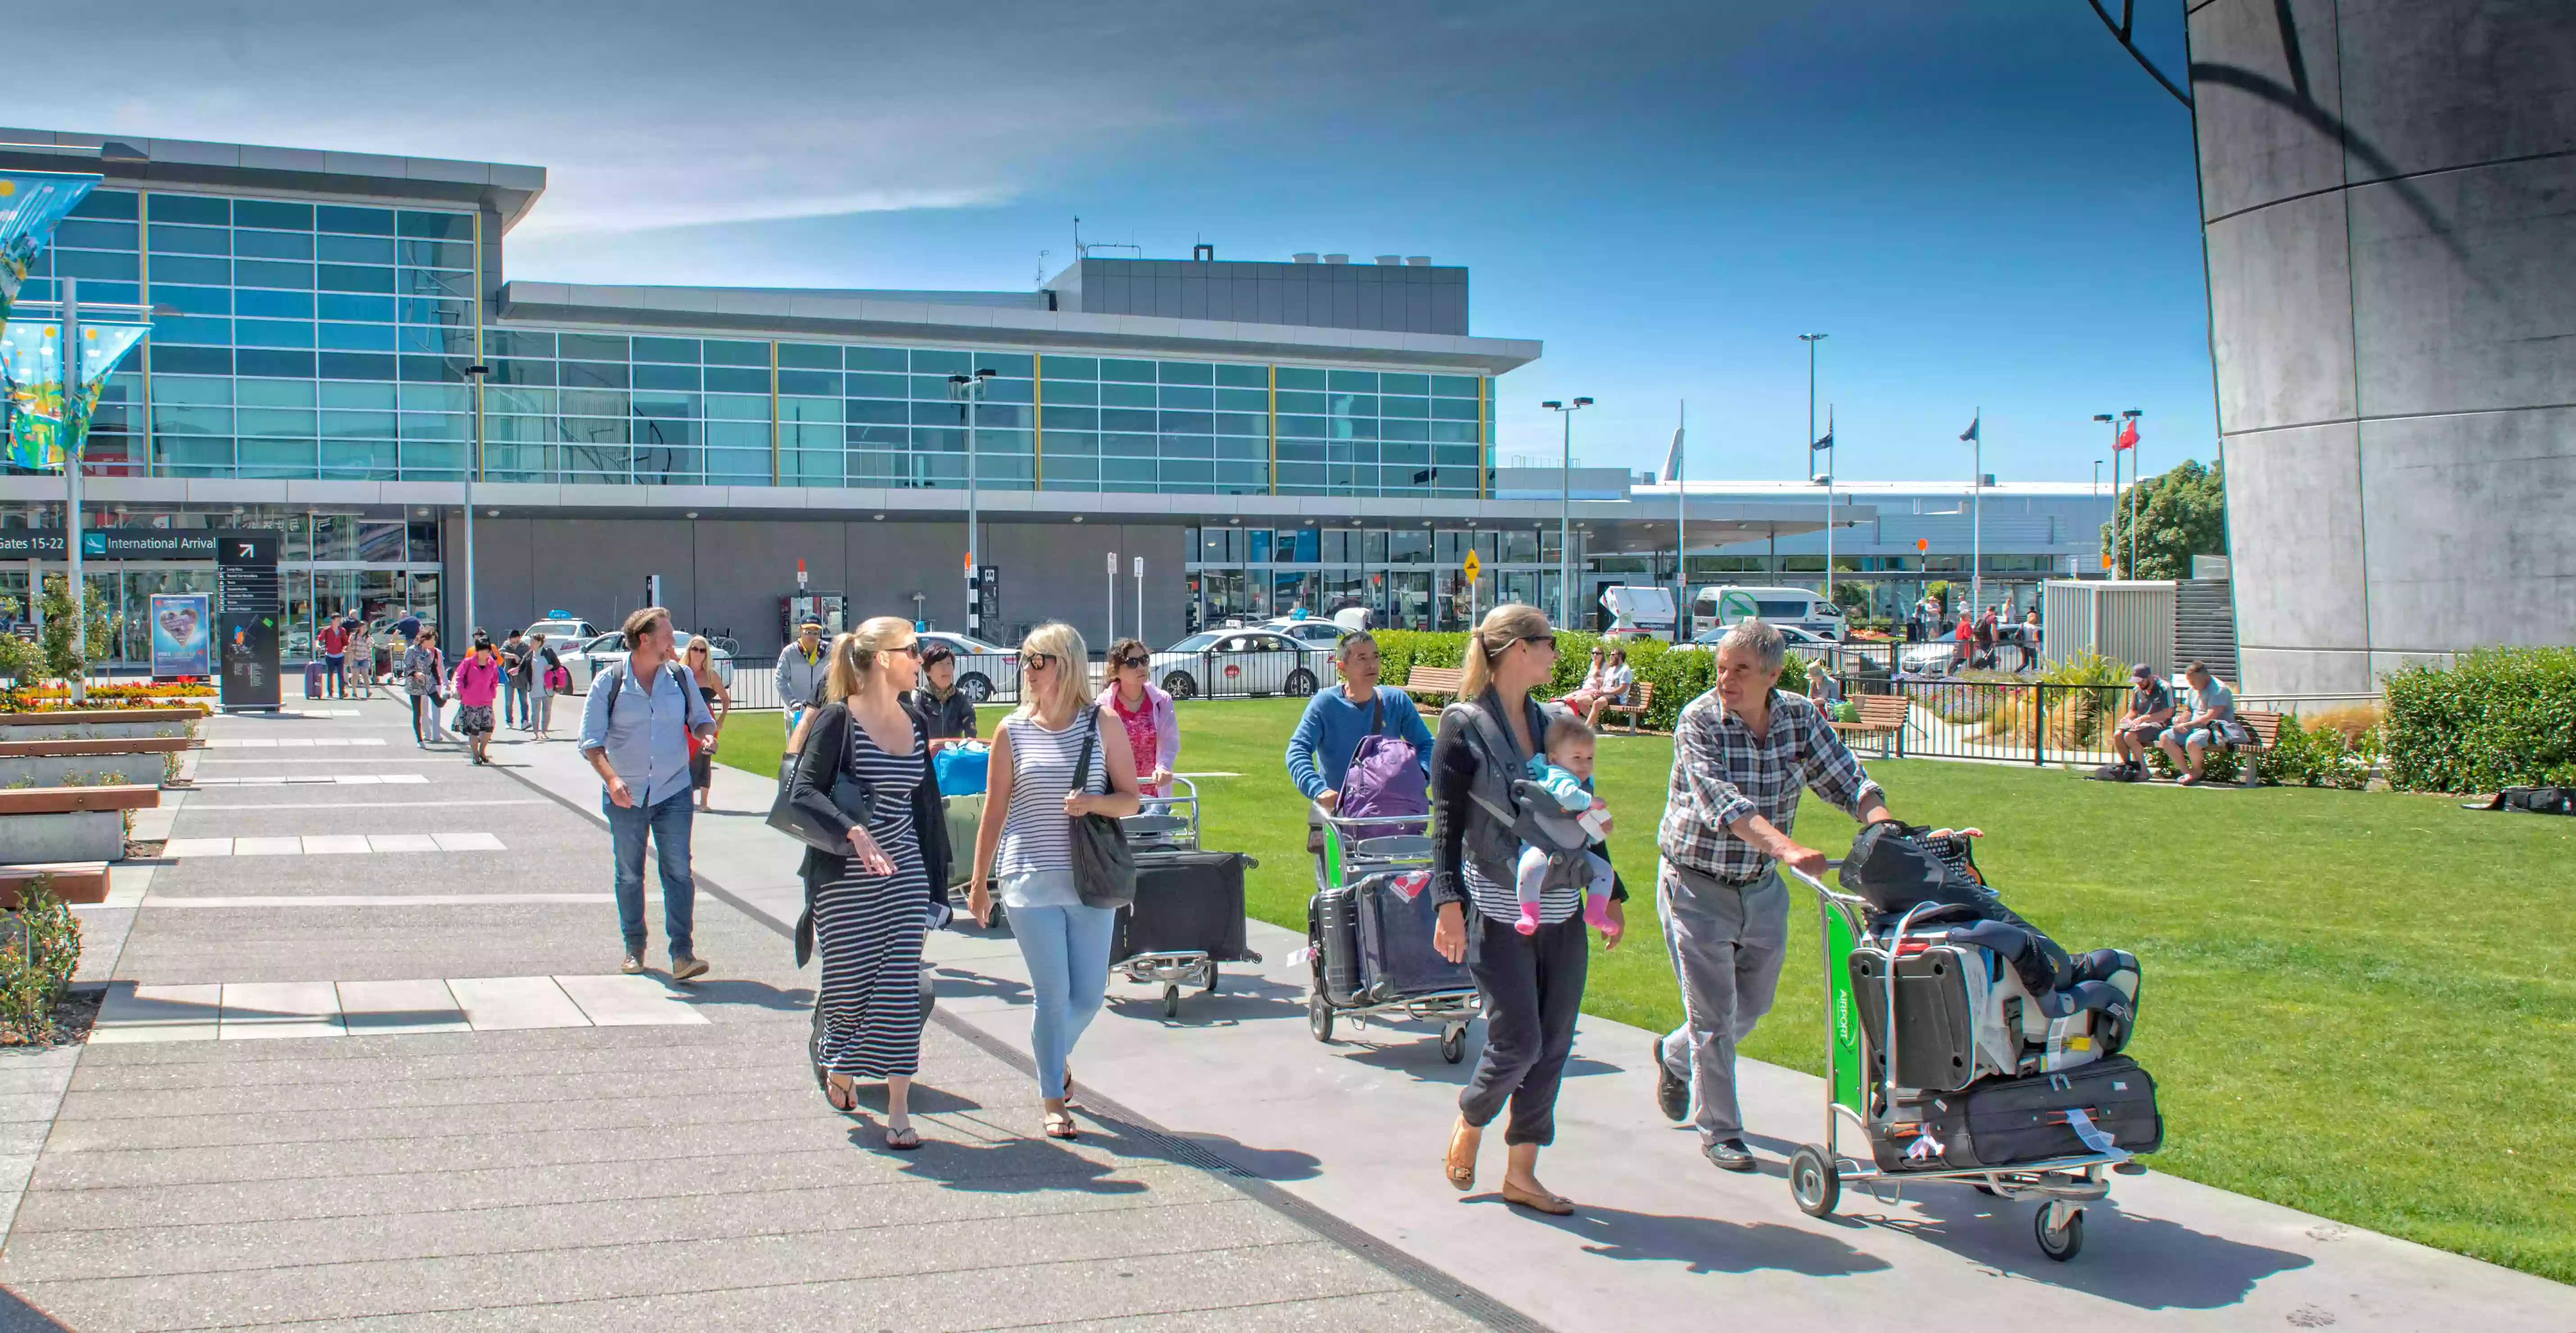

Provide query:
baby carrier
left=1447, top=701, right=1595, bottom=889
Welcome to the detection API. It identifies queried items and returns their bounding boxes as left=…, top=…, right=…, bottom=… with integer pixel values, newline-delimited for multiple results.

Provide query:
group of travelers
left=2106, top=658, right=2247, bottom=785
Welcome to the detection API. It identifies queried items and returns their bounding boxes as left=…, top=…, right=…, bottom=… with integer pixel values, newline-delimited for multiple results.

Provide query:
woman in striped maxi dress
left=785, top=616, right=952, bottom=1151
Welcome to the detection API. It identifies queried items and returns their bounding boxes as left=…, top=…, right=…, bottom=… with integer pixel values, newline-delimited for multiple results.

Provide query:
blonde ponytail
left=1459, top=603, right=1550, bottom=701
left=824, top=616, right=915, bottom=704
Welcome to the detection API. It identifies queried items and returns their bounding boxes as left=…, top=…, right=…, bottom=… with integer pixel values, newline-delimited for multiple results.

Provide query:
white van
left=1691, top=585, right=1846, bottom=641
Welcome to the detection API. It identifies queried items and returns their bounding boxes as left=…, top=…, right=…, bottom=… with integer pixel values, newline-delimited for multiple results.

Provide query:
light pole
left=1541, top=397, right=1592, bottom=627
left=948, top=368, right=996, bottom=635
left=463, top=361, right=488, bottom=641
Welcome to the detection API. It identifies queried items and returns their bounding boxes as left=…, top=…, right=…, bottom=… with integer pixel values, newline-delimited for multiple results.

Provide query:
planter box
left=0, top=786, right=159, bottom=815
left=0, top=812, right=123, bottom=862
left=0, top=707, right=206, bottom=727
left=0, top=754, right=170, bottom=789
left=0, top=861, right=109, bottom=907
left=0, top=719, right=198, bottom=744
left=0, top=737, right=196, bottom=757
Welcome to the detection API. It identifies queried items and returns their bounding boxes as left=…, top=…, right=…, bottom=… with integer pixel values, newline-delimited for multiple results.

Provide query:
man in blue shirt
left=581, top=606, right=719, bottom=979
left=1284, top=632, right=1436, bottom=881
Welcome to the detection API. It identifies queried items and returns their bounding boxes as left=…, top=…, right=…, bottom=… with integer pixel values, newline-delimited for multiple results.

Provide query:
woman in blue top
left=1284, top=631, right=1437, bottom=877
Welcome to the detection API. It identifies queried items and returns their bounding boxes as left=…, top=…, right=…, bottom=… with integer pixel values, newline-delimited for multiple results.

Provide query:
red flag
left=2114, top=418, right=2139, bottom=450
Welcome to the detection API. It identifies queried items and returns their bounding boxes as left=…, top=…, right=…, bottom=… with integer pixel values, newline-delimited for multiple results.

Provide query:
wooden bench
left=2232, top=710, right=2282, bottom=787
left=0, top=862, right=110, bottom=908
left=1401, top=666, right=1465, bottom=703
left=0, top=736, right=199, bottom=757
left=1828, top=694, right=1909, bottom=757
left=1597, top=682, right=1657, bottom=734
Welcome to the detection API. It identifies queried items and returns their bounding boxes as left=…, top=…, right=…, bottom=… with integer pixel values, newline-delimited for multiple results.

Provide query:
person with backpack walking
left=450, top=631, right=504, bottom=765
left=1101, top=638, right=1176, bottom=798
left=966, top=622, right=1144, bottom=1143
left=579, top=606, right=718, bottom=981
left=402, top=630, right=447, bottom=746
left=1284, top=630, right=1436, bottom=883
left=1428, top=603, right=1625, bottom=1216
left=776, top=618, right=830, bottom=737
left=317, top=617, right=348, bottom=700
left=527, top=632, right=563, bottom=740
left=785, top=618, right=953, bottom=1150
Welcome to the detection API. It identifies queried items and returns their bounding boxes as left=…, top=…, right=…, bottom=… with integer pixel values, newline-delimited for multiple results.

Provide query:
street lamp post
left=464, top=362, right=488, bottom=641
left=1540, top=397, right=1592, bottom=628
left=60, top=280, right=82, bottom=700
left=948, top=368, right=997, bottom=635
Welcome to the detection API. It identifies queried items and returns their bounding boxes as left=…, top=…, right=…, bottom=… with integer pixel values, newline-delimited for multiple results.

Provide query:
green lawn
left=723, top=697, right=2576, bottom=1284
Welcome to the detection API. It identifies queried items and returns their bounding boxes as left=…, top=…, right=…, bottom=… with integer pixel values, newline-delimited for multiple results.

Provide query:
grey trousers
left=1656, top=859, right=1790, bottom=1144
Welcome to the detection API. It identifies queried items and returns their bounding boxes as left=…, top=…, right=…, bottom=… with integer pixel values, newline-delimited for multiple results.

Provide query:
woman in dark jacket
left=1430, top=603, right=1625, bottom=1215
left=786, top=617, right=953, bottom=1151
left=908, top=641, right=980, bottom=749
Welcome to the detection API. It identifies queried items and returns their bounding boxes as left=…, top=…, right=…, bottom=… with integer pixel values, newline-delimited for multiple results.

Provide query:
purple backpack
left=1339, top=692, right=1429, bottom=840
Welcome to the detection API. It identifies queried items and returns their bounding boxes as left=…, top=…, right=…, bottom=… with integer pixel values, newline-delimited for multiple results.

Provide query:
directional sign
left=1462, top=550, right=1482, bottom=581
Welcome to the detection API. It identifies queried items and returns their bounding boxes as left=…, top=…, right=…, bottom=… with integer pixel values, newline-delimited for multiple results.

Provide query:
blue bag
left=933, top=741, right=990, bottom=796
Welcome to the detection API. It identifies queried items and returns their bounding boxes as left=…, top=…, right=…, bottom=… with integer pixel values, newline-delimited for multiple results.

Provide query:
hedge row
left=1373, top=630, right=1816, bottom=732
left=2383, top=647, right=2576, bottom=793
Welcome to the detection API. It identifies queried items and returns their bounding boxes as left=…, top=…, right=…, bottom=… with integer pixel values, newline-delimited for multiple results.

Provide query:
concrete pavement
left=494, top=707, right=2576, bottom=1333
left=0, top=697, right=1498, bottom=1331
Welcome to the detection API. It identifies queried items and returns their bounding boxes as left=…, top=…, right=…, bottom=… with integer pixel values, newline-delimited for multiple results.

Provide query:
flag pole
left=1971, top=407, right=1983, bottom=616
left=1824, top=407, right=1836, bottom=631
left=1674, top=399, right=1687, bottom=639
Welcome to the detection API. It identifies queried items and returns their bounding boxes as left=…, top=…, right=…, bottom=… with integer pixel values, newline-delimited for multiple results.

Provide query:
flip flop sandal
left=1501, top=1183, right=1575, bottom=1215
left=884, top=1123, right=921, bottom=1152
left=823, top=1076, right=857, bottom=1114
left=1043, top=1110, right=1080, bottom=1140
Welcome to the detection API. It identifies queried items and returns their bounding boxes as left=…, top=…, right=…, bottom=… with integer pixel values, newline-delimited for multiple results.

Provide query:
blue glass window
left=317, top=234, right=395, bottom=264
left=236, top=319, right=317, bottom=349
left=1158, top=385, right=1212, bottom=409
left=56, top=220, right=137, bottom=250
left=152, top=345, right=232, bottom=375
left=632, top=337, right=698, bottom=363
left=156, top=285, right=229, bottom=316
left=237, top=349, right=316, bottom=378
left=149, top=224, right=229, bottom=255
left=398, top=297, right=472, bottom=325
left=238, top=260, right=317, bottom=289
left=1215, top=363, right=1267, bottom=389
left=319, top=352, right=396, bottom=381
left=1430, top=397, right=1478, bottom=421
left=1042, top=380, right=1096, bottom=406
left=54, top=250, right=138, bottom=281
left=704, top=367, right=767, bottom=394
left=154, top=315, right=231, bottom=346
left=1100, top=358, right=1154, bottom=383
left=777, top=370, right=839, bottom=395
left=559, top=333, right=627, bottom=361
left=1102, top=408, right=1157, bottom=434
left=846, top=400, right=907, bottom=425
left=151, top=255, right=228, bottom=285
left=561, top=361, right=628, bottom=390
left=1431, top=375, right=1479, bottom=398
left=844, top=345, right=905, bottom=372
left=1040, top=355, right=1097, bottom=380
left=236, top=289, right=316, bottom=319
left=318, top=292, right=396, bottom=322
left=910, top=349, right=970, bottom=375
left=632, top=363, right=699, bottom=391
left=1275, top=366, right=1325, bottom=391
left=487, top=329, right=554, bottom=358
left=233, top=199, right=314, bottom=231
left=150, top=195, right=229, bottom=226
left=233, top=230, right=315, bottom=260
left=1381, top=395, right=1429, bottom=418
left=69, top=190, right=138, bottom=221
left=844, top=372, right=904, bottom=398
left=1158, top=361, right=1213, bottom=385
left=396, top=211, right=474, bottom=241
left=778, top=343, right=839, bottom=370
left=316, top=205, right=394, bottom=235
left=702, top=339, right=766, bottom=366
left=398, top=239, right=473, bottom=269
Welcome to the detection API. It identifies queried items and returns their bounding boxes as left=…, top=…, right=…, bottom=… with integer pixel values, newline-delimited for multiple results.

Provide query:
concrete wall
left=2189, top=0, right=2576, bottom=694
left=440, top=516, right=1192, bottom=657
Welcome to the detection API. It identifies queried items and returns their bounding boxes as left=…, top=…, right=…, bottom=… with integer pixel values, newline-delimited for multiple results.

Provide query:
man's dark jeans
left=605, top=787, right=695, bottom=960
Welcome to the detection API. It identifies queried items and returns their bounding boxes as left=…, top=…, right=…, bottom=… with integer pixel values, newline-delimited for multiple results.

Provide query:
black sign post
left=977, top=565, right=1000, bottom=637
left=215, top=530, right=283, bottom=712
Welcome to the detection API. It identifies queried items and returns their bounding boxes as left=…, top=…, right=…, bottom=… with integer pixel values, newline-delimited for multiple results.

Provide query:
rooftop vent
left=1405, top=255, right=1431, bottom=266
left=1323, top=253, right=1349, bottom=264
left=1374, top=254, right=1401, bottom=266
left=1292, top=252, right=1318, bottom=264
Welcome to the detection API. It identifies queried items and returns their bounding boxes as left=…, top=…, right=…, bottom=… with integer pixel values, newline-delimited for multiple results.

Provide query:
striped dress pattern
left=811, top=716, right=930, bottom=1079
left=994, top=712, right=1107, bottom=878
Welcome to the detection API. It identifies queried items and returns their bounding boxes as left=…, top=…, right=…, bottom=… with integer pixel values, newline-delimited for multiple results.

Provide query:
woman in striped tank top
left=967, top=621, right=1143, bottom=1141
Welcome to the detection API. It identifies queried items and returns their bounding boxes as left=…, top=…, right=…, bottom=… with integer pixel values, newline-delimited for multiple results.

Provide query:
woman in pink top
left=450, top=631, right=505, bottom=766
left=1102, top=638, right=1177, bottom=798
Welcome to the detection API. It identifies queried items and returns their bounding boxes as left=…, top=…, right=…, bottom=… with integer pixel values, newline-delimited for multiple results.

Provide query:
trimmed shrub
left=1379, top=630, right=1814, bottom=731
left=0, top=876, right=82, bottom=1044
left=2383, top=648, right=2576, bottom=793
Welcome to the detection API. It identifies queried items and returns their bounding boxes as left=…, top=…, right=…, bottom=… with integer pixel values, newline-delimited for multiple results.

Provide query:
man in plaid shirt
left=1651, top=619, right=1899, bottom=1171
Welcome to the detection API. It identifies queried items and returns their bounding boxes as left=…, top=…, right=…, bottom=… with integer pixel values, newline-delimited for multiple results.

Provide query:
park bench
left=1828, top=693, right=1909, bottom=757
left=1598, top=682, right=1658, bottom=734
left=1402, top=666, right=1465, bottom=703
left=2230, top=710, right=2282, bottom=787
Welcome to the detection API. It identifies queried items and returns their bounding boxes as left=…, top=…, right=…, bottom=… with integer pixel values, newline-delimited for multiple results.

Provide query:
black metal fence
left=1833, top=676, right=2137, bottom=767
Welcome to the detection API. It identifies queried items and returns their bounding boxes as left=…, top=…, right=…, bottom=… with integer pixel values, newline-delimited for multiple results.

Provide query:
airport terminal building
left=0, top=130, right=2109, bottom=662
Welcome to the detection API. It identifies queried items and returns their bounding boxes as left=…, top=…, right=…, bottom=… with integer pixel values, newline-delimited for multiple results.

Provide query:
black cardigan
left=785, top=701, right=952, bottom=966
left=1429, top=687, right=1626, bottom=913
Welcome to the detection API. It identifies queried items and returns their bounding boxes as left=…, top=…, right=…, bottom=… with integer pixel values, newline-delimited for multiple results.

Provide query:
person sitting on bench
left=2108, top=663, right=2174, bottom=779
left=2158, top=661, right=2247, bottom=786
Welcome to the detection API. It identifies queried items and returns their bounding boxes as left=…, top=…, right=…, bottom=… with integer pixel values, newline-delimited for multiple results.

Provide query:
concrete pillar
left=2190, top=0, right=2576, bottom=694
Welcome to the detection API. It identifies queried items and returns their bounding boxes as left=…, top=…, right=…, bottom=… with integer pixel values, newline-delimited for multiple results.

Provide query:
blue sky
left=41, top=0, right=2210, bottom=485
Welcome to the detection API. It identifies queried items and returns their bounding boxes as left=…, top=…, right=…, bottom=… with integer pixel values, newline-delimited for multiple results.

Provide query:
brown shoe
left=1501, top=1181, right=1575, bottom=1215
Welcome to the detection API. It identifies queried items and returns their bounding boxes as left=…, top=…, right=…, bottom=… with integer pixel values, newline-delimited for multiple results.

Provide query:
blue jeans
left=503, top=680, right=529, bottom=726
left=605, top=787, right=696, bottom=959
left=1008, top=902, right=1117, bottom=1099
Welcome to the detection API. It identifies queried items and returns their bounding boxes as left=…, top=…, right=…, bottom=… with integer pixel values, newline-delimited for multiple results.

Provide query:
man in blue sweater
left=1284, top=633, right=1437, bottom=878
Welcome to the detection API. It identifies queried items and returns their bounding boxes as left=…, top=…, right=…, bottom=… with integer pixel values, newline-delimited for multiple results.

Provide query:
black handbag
left=1069, top=708, right=1136, bottom=909
left=766, top=708, right=877, bottom=854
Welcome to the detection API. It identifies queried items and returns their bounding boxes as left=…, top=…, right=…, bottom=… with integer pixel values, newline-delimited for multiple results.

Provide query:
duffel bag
left=934, top=742, right=990, bottom=797
left=1877, top=1056, right=2163, bottom=1173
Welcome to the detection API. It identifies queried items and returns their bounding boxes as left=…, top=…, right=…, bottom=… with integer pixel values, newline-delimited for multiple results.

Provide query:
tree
left=2103, top=459, right=2227, bottom=579
left=32, top=576, right=113, bottom=684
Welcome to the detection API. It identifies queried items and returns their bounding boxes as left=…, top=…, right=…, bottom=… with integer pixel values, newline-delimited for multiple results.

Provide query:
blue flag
left=1959, top=413, right=1980, bottom=444
left=1811, top=408, right=1834, bottom=452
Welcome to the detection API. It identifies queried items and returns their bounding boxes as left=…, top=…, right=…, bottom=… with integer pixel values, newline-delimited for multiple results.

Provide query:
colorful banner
left=150, top=594, right=211, bottom=678
left=0, top=316, right=150, bottom=472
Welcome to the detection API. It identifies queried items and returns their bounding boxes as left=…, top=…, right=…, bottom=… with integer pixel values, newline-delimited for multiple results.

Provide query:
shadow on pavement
left=1506, top=1198, right=1895, bottom=1277
left=676, top=978, right=815, bottom=1013
left=927, top=967, right=1029, bottom=1007
left=1170, top=1131, right=1325, bottom=1183
left=0, top=1288, right=72, bottom=1331
left=1866, top=1186, right=2313, bottom=1309
left=886, top=1127, right=1152, bottom=1196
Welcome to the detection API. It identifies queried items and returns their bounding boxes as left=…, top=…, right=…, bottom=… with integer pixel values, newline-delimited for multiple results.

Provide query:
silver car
left=1150, top=628, right=1336, bottom=700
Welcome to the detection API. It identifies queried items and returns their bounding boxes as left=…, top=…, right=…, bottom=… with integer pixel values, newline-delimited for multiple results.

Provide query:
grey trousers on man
left=1656, top=858, right=1790, bottom=1145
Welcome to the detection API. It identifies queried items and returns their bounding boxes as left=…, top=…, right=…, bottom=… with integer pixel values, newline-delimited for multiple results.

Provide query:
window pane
left=844, top=345, right=905, bottom=372
left=631, top=336, right=698, bottom=364
left=704, top=367, right=768, bottom=394
left=233, top=230, right=314, bottom=260
left=148, top=223, right=229, bottom=255
left=778, top=342, right=839, bottom=370
left=1158, top=385, right=1212, bottom=410
left=910, top=349, right=970, bottom=375
left=1040, top=355, right=1096, bottom=380
left=633, top=363, right=699, bottom=391
left=1275, top=366, right=1325, bottom=391
left=1100, top=358, right=1154, bottom=383
left=317, top=234, right=394, bottom=264
left=317, top=205, right=395, bottom=235
left=1215, top=363, right=1267, bottom=389
left=396, top=211, right=474, bottom=241
left=319, top=292, right=396, bottom=322
left=236, top=289, right=315, bottom=318
left=1043, top=379, right=1096, bottom=406
left=149, top=195, right=230, bottom=226
left=559, top=333, right=628, bottom=361
left=1158, top=361, right=1213, bottom=385
left=314, top=263, right=389, bottom=293
left=57, top=219, right=137, bottom=250
left=69, top=190, right=139, bottom=221
left=702, top=338, right=766, bottom=366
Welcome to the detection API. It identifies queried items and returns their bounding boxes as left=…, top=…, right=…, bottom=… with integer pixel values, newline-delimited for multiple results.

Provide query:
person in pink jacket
left=450, top=631, right=506, bottom=766
left=1102, top=638, right=1179, bottom=798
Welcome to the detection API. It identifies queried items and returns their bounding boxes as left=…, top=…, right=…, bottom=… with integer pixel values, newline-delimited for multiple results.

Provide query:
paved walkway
left=0, top=699, right=1489, bottom=1331
left=502, top=711, right=2576, bottom=1333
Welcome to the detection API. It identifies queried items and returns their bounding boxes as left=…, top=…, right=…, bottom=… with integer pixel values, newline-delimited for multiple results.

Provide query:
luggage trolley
left=1111, top=777, right=1263, bottom=1018
left=1305, top=808, right=1482, bottom=1064
left=1780, top=858, right=2145, bottom=1262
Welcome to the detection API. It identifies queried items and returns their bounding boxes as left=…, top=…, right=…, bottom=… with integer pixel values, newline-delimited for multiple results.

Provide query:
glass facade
left=1184, top=525, right=1568, bottom=633
left=4, top=186, right=1494, bottom=499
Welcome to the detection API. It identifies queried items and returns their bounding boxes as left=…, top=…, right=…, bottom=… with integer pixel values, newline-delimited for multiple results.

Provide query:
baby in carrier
left=1511, top=715, right=1616, bottom=935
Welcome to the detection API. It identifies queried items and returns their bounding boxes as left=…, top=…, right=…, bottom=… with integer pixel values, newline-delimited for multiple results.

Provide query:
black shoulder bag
left=765, top=705, right=879, bottom=854
left=1068, top=707, right=1137, bottom=909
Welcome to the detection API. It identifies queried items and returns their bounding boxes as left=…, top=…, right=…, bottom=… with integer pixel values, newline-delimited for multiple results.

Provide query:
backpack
left=2464, top=786, right=2573, bottom=816
left=1338, top=690, right=1429, bottom=840
left=603, top=660, right=695, bottom=720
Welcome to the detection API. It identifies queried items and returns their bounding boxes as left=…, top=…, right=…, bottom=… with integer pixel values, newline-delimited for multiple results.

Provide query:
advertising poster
left=150, top=594, right=213, bottom=678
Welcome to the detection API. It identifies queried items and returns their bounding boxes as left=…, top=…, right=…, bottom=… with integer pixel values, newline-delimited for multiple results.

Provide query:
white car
left=917, top=630, right=1019, bottom=704
left=566, top=632, right=733, bottom=693
left=1684, top=623, right=1835, bottom=651
left=1263, top=617, right=1350, bottom=648
left=1151, top=628, right=1338, bottom=700
left=524, top=618, right=599, bottom=649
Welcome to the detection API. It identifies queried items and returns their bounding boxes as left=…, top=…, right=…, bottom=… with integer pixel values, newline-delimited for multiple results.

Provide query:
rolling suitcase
left=939, top=793, right=983, bottom=889
left=1112, top=850, right=1252, bottom=964
left=1879, top=1056, right=2164, bottom=1173
left=1312, top=886, right=1365, bottom=1007
left=303, top=660, right=326, bottom=698
left=1354, top=872, right=1474, bottom=1002
left=1850, top=941, right=1988, bottom=1092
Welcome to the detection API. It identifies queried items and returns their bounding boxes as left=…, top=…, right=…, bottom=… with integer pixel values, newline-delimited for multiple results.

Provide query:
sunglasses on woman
left=1020, top=651, right=1055, bottom=670
left=1113, top=654, right=1148, bottom=669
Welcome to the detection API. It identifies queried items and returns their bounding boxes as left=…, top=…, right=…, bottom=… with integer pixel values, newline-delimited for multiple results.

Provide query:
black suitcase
left=1850, top=943, right=1982, bottom=1092
left=1313, top=886, right=1365, bottom=1007
left=1112, top=850, right=1252, bottom=964
left=1879, top=1056, right=2163, bottom=1172
left=1355, top=872, right=1474, bottom=1002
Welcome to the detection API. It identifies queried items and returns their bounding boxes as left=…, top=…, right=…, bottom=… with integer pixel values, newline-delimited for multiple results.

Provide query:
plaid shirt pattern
left=1657, top=688, right=1883, bottom=882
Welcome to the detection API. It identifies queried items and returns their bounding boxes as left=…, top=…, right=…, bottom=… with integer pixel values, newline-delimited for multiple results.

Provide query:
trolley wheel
left=1791, top=1144, right=1841, bottom=1219
left=1162, top=984, right=1181, bottom=1019
left=1308, top=992, right=1334, bottom=1043
left=1973, top=1183, right=1999, bottom=1197
left=1439, top=1022, right=1467, bottom=1064
left=2034, top=1203, right=2085, bottom=1262
left=1202, top=963, right=1220, bottom=995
